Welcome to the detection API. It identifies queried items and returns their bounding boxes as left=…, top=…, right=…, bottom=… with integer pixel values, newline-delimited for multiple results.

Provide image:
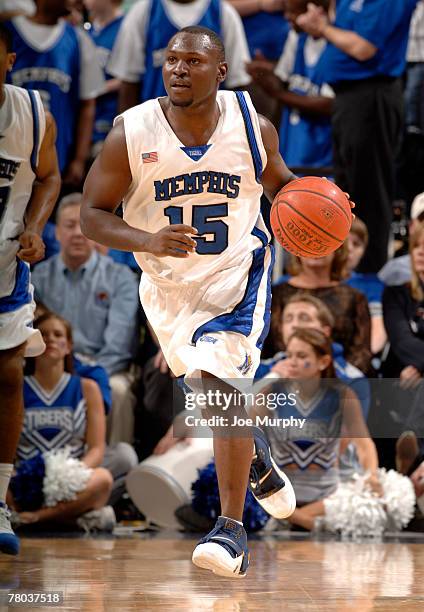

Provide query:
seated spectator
left=8, top=313, right=137, bottom=529
left=396, top=431, right=424, bottom=518
left=5, top=0, right=104, bottom=186
left=251, top=328, right=415, bottom=536
left=31, top=193, right=140, bottom=445
left=270, top=243, right=372, bottom=373
left=246, top=0, right=333, bottom=170
left=107, top=0, right=252, bottom=111
left=382, top=221, right=424, bottom=381
left=256, top=294, right=370, bottom=418
left=345, top=217, right=386, bottom=354
left=84, top=0, right=124, bottom=157
left=379, top=192, right=424, bottom=286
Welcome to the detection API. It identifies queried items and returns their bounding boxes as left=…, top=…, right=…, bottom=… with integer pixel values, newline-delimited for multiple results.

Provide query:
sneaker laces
left=0, top=505, right=12, bottom=529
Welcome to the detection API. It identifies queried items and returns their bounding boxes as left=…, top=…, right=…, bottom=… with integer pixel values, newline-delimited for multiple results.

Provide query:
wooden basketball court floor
left=1, top=531, right=424, bottom=611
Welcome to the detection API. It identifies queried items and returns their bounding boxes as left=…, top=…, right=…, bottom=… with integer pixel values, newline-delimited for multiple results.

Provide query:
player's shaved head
left=170, top=26, right=225, bottom=62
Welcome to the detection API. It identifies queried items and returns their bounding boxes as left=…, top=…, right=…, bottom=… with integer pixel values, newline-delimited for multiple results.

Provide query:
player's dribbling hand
left=17, top=230, right=46, bottom=264
left=146, top=224, right=198, bottom=258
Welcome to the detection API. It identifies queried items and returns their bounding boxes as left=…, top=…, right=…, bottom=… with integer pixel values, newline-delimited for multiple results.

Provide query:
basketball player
left=0, top=23, right=60, bottom=555
left=82, top=26, right=297, bottom=578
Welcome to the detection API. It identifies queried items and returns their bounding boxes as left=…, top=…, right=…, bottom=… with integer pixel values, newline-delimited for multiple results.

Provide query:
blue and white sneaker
left=249, top=426, right=296, bottom=519
left=0, top=502, right=20, bottom=555
left=192, top=516, right=249, bottom=578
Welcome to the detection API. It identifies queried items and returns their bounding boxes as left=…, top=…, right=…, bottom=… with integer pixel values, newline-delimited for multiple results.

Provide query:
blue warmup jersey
left=242, top=11, right=289, bottom=60
left=279, top=34, right=332, bottom=169
left=7, top=20, right=80, bottom=172
left=88, top=16, right=124, bottom=143
left=18, top=374, right=87, bottom=463
left=324, top=0, right=418, bottom=84
left=142, top=0, right=221, bottom=102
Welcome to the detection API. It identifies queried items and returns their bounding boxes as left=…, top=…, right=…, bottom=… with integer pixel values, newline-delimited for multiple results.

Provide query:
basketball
left=270, top=177, right=353, bottom=258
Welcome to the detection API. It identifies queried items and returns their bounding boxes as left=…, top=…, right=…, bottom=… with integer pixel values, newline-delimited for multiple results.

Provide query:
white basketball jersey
left=0, top=84, right=45, bottom=299
left=117, top=90, right=270, bottom=284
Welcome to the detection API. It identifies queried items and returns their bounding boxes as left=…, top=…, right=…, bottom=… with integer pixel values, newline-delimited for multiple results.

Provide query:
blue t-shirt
left=242, top=12, right=289, bottom=60
left=323, top=0, right=418, bottom=84
left=278, top=34, right=332, bottom=169
left=88, top=16, right=124, bottom=143
left=344, top=272, right=384, bottom=317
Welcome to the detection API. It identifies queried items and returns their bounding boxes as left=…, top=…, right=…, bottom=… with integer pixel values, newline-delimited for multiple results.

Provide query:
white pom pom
left=43, top=448, right=93, bottom=507
left=317, top=469, right=416, bottom=539
left=379, top=468, right=416, bottom=530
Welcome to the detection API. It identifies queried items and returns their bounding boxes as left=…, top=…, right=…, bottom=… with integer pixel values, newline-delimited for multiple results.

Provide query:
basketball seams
left=280, top=188, right=351, bottom=224
left=273, top=203, right=328, bottom=257
left=277, top=198, right=344, bottom=243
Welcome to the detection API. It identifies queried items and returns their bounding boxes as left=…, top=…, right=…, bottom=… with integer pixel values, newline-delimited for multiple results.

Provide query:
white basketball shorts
left=0, top=289, right=45, bottom=357
left=139, top=244, right=274, bottom=390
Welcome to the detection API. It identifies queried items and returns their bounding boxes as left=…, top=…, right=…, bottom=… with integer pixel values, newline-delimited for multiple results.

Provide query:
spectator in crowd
left=396, top=431, right=424, bottom=515
left=9, top=313, right=116, bottom=531
left=108, top=0, right=252, bottom=112
left=247, top=0, right=333, bottom=171
left=228, top=1, right=288, bottom=118
left=256, top=293, right=370, bottom=417
left=5, top=0, right=104, bottom=186
left=382, top=222, right=424, bottom=381
left=31, top=193, right=140, bottom=445
left=298, top=0, right=418, bottom=273
left=270, top=243, right=372, bottom=373
left=84, top=0, right=124, bottom=156
left=251, top=328, right=383, bottom=533
left=345, top=217, right=386, bottom=355
left=379, top=192, right=424, bottom=286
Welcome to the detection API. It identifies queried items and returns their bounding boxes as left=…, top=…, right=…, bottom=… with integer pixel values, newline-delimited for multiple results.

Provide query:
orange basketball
left=270, top=177, right=353, bottom=258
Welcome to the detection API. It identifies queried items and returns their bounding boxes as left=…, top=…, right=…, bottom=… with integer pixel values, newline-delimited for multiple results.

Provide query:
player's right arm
left=81, top=120, right=197, bottom=258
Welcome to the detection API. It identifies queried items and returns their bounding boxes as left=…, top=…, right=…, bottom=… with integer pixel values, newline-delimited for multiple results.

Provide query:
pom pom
left=317, top=469, right=416, bottom=539
left=43, top=448, right=93, bottom=507
left=191, top=460, right=269, bottom=532
left=10, top=454, right=45, bottom=511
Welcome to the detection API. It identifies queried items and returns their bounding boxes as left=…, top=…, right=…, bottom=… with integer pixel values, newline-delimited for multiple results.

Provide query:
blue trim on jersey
left=0, top=259, right=31, bottom=313
left=256, top=244, right=274, bottom=350
left=192, top=245, right=267, bottom=344
left=251, top=225, right=269, bottom=247
left=27, top=90, right=40, bottom=173
left=235, top=91, right=263, bottom=183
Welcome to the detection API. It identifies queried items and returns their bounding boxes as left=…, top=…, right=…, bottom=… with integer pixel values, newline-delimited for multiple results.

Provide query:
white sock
left=0, top=464, right=13, bottom=504
left=221, top=515, right=243, bottom=526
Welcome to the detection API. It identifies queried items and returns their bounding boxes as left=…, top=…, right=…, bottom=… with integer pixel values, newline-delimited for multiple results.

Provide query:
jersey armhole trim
left=235, top=90, right=263, bottom=183
left=28, top=90, right=40, bottom=174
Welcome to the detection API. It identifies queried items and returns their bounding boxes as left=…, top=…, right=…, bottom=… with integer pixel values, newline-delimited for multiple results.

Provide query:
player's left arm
left=259, top=114, right=297, bottom=202
left=18, top=112, right=61, bottom=264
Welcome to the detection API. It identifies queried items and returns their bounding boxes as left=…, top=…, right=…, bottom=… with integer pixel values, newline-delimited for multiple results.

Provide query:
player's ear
left=217, top=61, right=228, bottom=84
left=7, top=52, right=16, bottom=72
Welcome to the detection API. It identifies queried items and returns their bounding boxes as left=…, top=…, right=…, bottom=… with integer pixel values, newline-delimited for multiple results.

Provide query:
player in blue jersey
left=247, top=0, right=333, bottom=171
left=0, top=23, right=61, bottom=555
left=84, top=0, right=124, bottom=153
left=81, top=26, right=353, bottom=577
left=108, top=0, right=251, bottom=111
left=5, top=0, right=104, bottom=184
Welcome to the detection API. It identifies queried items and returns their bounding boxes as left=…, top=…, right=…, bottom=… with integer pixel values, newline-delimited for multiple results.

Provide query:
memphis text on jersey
left=154, top=171, right=241, bottom=201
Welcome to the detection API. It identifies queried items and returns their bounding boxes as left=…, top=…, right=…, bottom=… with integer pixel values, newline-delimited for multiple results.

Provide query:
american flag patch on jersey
left=142, top=151, right=159, bottom=163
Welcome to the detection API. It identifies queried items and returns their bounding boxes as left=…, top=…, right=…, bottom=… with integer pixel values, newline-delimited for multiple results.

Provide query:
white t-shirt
left=0, top=0, right=35, bottom=14
left=11, top=17, right=104, bottom=100
left=108, top=0, right=251, bottom=87
left=274, top=30, right=334, bottom=99
left=407, top=2, right=424, bottom=62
